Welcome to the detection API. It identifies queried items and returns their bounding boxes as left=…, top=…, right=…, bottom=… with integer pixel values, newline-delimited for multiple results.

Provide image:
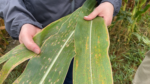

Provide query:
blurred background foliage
left=109, top=0, right=150, bottom=83
left=1, top=0, right=150, bottom=83
left=0, top=18, right=9, bottom=56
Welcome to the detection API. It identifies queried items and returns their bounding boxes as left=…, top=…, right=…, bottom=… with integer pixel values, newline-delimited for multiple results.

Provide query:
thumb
left=21, top=35, right=41, bottom=54
left=84, top=9, right=99, bottom=20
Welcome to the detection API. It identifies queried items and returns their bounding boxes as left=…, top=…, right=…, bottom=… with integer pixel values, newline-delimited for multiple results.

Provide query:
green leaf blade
left=13, top=8, right=81, bottom=84
left=73, top=17, right=113, bottom=84
left=91, top=17, right=113, bottom=84
left=0, top=50, right=35, bottom=84
left=0, top=44, right=28, bottom=64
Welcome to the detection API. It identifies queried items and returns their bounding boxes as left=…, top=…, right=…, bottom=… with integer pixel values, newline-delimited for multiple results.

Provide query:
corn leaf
left=73, top=14, right=113, bottom=84
left=1, top=8, right=80, bottom=84
left=0, top=44, right=29, bottom=64
left=0, top=50, right=34, bottom=83
left=13, top=12, right=78, bottom=83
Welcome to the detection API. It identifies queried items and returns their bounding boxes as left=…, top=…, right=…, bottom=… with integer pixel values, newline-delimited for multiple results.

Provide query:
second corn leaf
left=73, top=10, right=113, bottom=84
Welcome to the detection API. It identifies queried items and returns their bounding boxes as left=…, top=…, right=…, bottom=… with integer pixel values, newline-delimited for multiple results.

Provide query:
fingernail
left=84, top=16, right=88, bottom=18
left=34, top=49, right=40, bottom=54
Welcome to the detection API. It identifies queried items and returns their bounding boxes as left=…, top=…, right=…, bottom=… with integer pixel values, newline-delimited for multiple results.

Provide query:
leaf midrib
left=89, top=20, right=93, bottom=84
left=39, top=31, right=75, bottom=84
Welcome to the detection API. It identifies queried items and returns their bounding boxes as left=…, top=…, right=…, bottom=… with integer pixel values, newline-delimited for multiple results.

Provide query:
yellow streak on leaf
left=98, top=36, right=100, bottom=44
left=95, top=54, right=98, bottom=59
left=95, top=54, right=99, bottom=64
left=76, top=60, right=78, bottom=69
left=102, top=81, right=104, bottom=84
left=86, top=37, right=89, bottom=50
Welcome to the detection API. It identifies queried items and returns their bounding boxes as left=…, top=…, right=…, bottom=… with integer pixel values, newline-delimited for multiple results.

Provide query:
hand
left=19, top=24, right=41, bottom=54
left=84, top=2, right=114, bottom=26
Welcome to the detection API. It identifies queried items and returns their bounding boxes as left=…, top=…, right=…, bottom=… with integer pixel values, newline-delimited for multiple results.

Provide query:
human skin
left=19, top=2, right=114, bottom=54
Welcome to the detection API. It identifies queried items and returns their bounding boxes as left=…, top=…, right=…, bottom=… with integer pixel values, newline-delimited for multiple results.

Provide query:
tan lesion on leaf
left=59, top=71, right=61, bottom=75
left=62, top=39, right=66, bottom=42
left=48, top=58, right=52, bottom=62
left=45, top=66, right=48, bottom=69
left=40, top=66, right=44, bottom=71
left=55, top=68, right=57, bottom=72
left=66, top=44, right=69, bottom=47
left=51, top=42, right=54, bottom=46
left=49, top=79, right=51, bottom=82
left=26, top=80, right=29, bottom=83
left=43, top=57, right=46, bottom=59
left=56, top=26, right=58, bottom=29
left=12, top=51, right=18, bottom=55
left=56, top=79, right=59, bottom=82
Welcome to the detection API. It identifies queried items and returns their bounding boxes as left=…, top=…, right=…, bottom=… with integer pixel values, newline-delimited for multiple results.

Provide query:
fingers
left=99, top=12, right=112, bottom=26
left=36, top=28, right=42, bottom=33
left=103, top=15, right=112, bottom=26
left=21, top=34, right=41, bottom=54
left=84, top=8, right=99, bottom=20
left=19, top=24, right=41, bottom=54
left=84, top=2, right=114, bottom=26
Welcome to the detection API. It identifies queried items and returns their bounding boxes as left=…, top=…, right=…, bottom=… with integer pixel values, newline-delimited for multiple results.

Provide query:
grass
left=110, top=42, right=148, bottom=83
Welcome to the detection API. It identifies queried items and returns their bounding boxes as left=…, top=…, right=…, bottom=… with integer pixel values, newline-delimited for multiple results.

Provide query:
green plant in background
left=114, top=0, right=150, bottom=43
left=0, top=0, right=113, bottom=84
left=108, top=0, right=150, bottom=83
left=129, top=0, right=150, bottom=41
